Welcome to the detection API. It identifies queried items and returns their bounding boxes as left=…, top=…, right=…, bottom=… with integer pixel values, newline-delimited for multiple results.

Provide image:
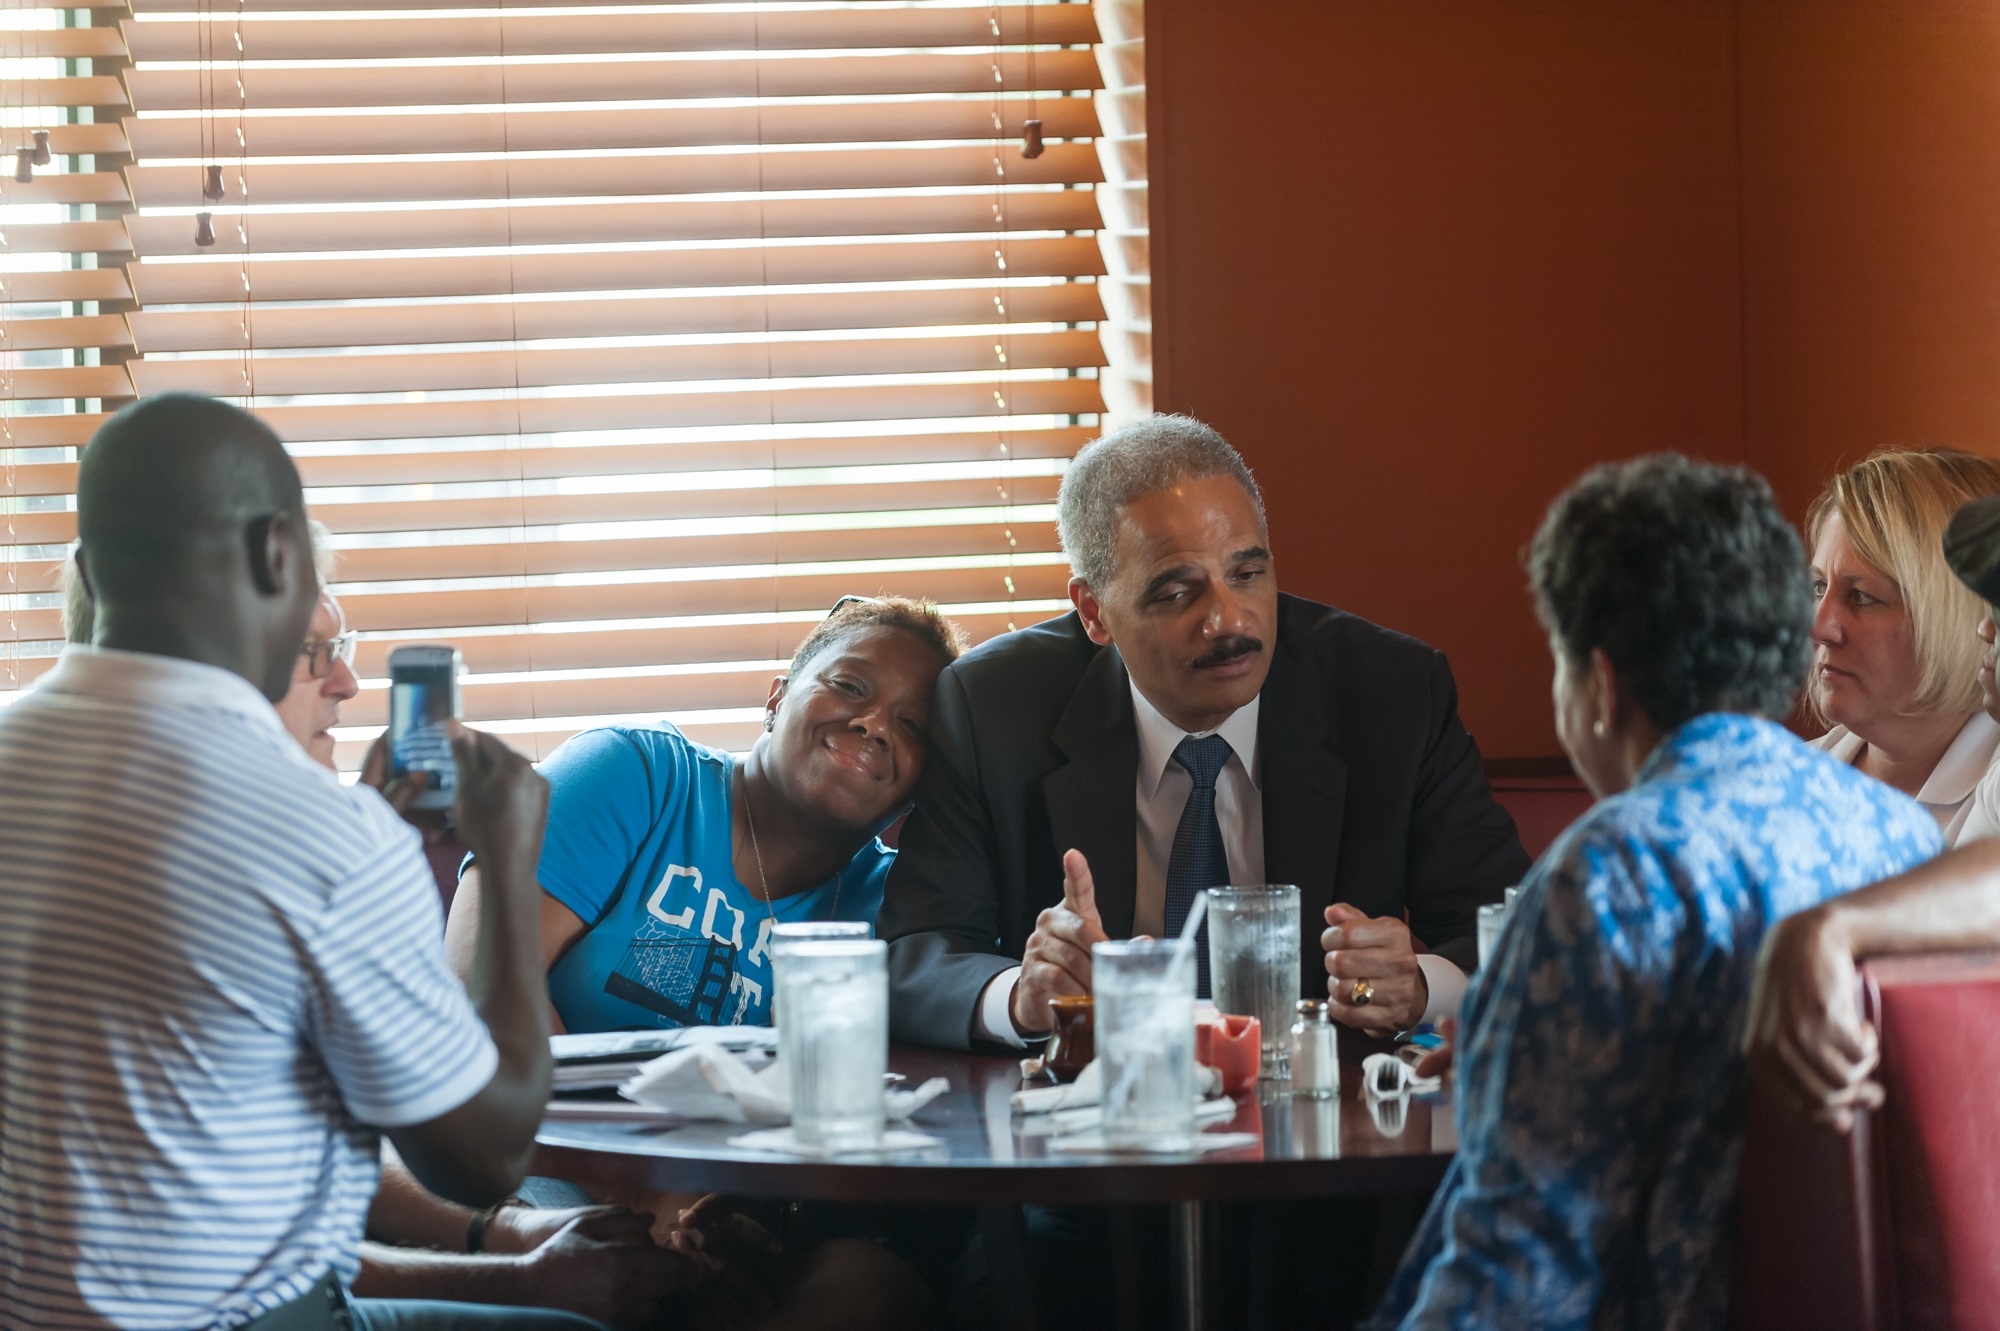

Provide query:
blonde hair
left=1806, top=448, right=2000, bottom=720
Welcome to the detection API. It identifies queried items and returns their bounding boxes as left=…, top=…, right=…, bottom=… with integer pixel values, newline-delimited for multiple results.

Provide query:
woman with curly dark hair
left=1367, top=456, right=1944, bottom=1331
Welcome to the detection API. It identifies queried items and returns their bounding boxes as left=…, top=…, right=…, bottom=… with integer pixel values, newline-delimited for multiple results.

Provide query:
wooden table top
left=532, top=1042, right=1456, bottom=1206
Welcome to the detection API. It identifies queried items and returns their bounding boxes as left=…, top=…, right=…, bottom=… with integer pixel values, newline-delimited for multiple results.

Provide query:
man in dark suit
left=880, top=414, right=1528, bottom=1052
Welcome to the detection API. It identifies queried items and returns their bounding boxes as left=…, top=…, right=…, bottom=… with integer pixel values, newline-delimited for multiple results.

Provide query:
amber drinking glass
left=1043, top=995, right=1095, bottom=1083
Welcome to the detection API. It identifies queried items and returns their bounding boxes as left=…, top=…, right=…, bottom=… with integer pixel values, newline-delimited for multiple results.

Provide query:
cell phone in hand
left=387, top=645, right=462, bottom=811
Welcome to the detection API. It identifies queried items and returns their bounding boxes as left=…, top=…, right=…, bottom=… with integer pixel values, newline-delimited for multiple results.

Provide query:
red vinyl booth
left=1486, top=768, right=1594, bottom=861
left=1732, top=951, right=2000, bottom=1330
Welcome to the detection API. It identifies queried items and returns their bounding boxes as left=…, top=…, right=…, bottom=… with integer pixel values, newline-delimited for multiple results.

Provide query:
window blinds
left=1092, top=0, right=1148, bottom=422
left=0, top=0, right=1119, bottom=767
left=1, top=2, right=134, bottom=692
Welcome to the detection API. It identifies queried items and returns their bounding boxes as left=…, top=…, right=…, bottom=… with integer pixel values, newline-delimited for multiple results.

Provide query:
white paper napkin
left=1011, top=1060, right=1103, bottom=1114
left=618, top=1044, right=949, bottom=1124
left=1010, top=1059, right=1224, bottom=1115
left=620, top=1044, right=791, bottom=1124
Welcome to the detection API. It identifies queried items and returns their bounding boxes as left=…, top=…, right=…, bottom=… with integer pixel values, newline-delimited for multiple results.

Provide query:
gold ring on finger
left=1350, top=978, right=1374, bottom=1007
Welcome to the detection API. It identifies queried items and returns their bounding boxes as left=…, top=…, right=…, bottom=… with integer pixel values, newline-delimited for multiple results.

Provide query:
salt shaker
left=1290, top=999, right=1338, bottom=1099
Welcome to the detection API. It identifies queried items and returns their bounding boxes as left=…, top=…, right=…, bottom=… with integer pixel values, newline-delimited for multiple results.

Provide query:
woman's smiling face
left=763, top=623, right=946, bottom=831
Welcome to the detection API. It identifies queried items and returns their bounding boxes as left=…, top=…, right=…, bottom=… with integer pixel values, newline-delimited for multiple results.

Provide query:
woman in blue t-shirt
left=449, top=596, right=966, bottom=1034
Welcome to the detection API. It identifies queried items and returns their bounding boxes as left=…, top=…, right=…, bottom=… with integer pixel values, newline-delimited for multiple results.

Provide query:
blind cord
left=754, top=2, right=779, bottom=687
left=497, top=0, right=542, bottom=760
left=1, top=10, right=17, bottom=687
left=990, top=2, right=1018, bottom=632
left=234, top=0, right=251, bottom=403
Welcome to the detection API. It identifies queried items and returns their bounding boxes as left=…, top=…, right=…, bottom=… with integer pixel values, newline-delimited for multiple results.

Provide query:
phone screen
left=388, top=650, right=459, bottom=809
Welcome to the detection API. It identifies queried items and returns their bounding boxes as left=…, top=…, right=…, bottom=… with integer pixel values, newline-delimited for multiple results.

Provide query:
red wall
left=1147, top=0, right=2000, bottom=759
left=1737, top=1, right=2000, bottom=512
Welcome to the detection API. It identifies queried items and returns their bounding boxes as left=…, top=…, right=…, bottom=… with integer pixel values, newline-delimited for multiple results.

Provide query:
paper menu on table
left=551, top=1026, right=778, bottom=1092
left=552, top=1026, right=778, bottom=1063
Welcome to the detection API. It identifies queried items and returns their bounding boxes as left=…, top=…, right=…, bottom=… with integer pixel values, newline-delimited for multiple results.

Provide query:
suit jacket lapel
left=1258, top=639, right=1348, bottom=996
left=1042, top=643, right=1140, bottom=939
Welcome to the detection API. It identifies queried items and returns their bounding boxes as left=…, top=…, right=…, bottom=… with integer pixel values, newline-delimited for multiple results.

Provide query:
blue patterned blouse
left=1369, top=712, right=1941, bottom=1330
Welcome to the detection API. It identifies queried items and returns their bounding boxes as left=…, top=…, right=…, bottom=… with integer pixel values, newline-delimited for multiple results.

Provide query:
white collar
left=37, top=644, right=293, bottom=742
left=1129, top=676, right=1262, bottom=799
left=1920, top=711, right=2000, bottom=807
left=1817, top=712, right=2000, bottom=808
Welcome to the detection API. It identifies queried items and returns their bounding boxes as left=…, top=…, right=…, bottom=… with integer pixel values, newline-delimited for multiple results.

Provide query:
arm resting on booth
left=1749, top=837, right=2000, bottom=1131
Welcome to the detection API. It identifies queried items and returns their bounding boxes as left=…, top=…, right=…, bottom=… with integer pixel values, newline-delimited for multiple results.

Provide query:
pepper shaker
left=1290, top=999, right=1339, bottom=1099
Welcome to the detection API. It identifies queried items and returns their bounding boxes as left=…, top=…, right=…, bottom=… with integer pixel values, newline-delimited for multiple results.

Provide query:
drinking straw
left=1176, top=890, right=1209, bottom=962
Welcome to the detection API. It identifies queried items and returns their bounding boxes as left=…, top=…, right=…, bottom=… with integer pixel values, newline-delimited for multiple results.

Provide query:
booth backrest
left=1731, top=950, right=2000, bottom=1330
left=1863, top=951, right=2000, bottom=1330
left=1730, top=1068, right=1878, bottom=1329
left=1487, top=772, right=1594, bottom=861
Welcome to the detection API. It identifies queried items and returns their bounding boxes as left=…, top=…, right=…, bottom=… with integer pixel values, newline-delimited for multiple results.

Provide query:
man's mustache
left=1191, top=636, right=1264, bottom=669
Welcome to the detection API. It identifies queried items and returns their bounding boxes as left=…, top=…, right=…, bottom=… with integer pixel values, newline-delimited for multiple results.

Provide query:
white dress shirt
left=1812, top=710, right=2000, bottom=847
left=974, top=679, right=1467, bottom=1046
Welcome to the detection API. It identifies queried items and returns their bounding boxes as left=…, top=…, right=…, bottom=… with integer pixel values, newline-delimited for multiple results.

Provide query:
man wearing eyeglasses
left=66, top=538, right=363, bottom=773
left=276, top=586, right=361, bottom=769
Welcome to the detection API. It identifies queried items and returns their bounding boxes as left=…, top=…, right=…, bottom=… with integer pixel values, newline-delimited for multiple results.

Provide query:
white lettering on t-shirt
left=727, top=972, right=763, bottom=1024
left=701, top=887, right=745, bottom=951
left=645, top=865, right=700, bottom=929
left=746, top=916, right=774, bottom=968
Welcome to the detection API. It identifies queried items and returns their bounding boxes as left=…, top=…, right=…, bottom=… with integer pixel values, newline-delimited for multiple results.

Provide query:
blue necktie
left=1164, top=733, right=1233, bottom=999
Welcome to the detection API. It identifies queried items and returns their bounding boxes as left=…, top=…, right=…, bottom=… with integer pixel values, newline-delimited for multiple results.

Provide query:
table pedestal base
left=1172, top=1199, right=1207, bottom=1331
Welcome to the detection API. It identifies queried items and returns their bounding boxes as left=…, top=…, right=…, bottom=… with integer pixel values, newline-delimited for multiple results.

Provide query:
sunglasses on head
left=828, top=594, right=885, bottom=616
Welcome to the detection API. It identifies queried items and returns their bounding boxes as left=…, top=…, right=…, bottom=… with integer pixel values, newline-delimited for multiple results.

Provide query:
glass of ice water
left=1477, top=902, right=1508, bottom=969
left=771, top=937, right=887, bottom=1152
left=1206, top=884, right=1301, bottom=1080
left=768, top=923, right=870, bottom=1023
left=772, top=922, right=871, bottom=942
left=1095, top=938, right=1198, bottom=1151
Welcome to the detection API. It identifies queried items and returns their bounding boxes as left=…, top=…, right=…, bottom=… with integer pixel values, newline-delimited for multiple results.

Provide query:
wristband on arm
left=465, top=1197, right=526, bottom=1253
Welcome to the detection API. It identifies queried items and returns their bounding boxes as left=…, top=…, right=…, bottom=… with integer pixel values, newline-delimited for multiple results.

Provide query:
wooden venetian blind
left=1, top=0, right=1117, bottom=767
left=1092, top=0, right=1148, bottom=425
left=0, top=1, right=135, bottom=694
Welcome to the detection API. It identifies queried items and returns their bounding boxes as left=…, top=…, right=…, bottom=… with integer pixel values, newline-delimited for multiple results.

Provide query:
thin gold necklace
left=736, top=760, right=844, bottom=926
left=737, top=761, right=780, bottom=932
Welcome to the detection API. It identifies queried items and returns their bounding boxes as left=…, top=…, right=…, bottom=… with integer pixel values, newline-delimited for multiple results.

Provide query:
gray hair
left=306, top=517, right=337, bottom=583
left=1055, top=414, right=1266, bottom=588
left=60, top=551, right=93, bottom=645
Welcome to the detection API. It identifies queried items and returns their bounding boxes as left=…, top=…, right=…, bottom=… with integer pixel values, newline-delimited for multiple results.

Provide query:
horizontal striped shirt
left=0, top=647, right=498, bottom=1330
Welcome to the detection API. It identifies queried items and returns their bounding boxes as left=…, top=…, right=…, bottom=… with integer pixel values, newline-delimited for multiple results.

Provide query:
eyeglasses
left=828, top=594, right=885, bottom=615
left=299, top=631, right=358, bottom=680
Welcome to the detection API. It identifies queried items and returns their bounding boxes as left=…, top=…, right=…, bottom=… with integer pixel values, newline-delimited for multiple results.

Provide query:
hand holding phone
left=387, top=645, right=462, bottom=811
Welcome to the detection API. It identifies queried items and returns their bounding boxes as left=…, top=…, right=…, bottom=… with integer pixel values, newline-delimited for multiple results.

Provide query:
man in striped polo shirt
left=0, top=396, right=608, bottom=1329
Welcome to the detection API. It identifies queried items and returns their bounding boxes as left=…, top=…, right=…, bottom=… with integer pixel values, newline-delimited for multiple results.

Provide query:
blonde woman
left=1808, top=447, right=2000, bottom=843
